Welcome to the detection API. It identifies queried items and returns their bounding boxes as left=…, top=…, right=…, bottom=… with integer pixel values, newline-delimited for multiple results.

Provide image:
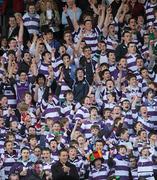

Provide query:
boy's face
left=30, top=138, right=37, bottom=146
left=63, top=56, right=70, bottom=65
left=150, top=134, right=157, bottom=141
left=106, top=81, right=114, bottom=90
left=102, top=71, right=111, bottom=80
left=91, top=128, right=99, bottom=136
left=108, top=52, right=115, bottom=64
left=47, top=32, right=53, bottom=41
left=129, top=19, right=136, bottom=30
left=59, top=46, right=66, bottom=55
left=121, top=131, right=129, bottom=141
left=29, top=5, right=35, bottom=14
left=141, top=69, right=149, bottom=79
left=130, top=158, right=136, bottom=168
left=44, top=53, right=51, bottom=62
left=52, top=123, right=61, bottom=132
left=38, top=77, right=45, bottom=86
left=64, top=33, right=72, bottom=42
left=141, top=148, right=149, bottom=157
left=108, top=25, right=115, bottom=35
left=83, top=48, right=92, bottom=59
left=94, top=159, right=102, bottom=169
left=139, top=131, right=147, bottom=141
left=66, top=93, right=73, bottom=102
left=46, top=119, right=53, bottom=127
left=129, top=77, right=137, bottom=86
left=77, top=137, right=85, bottom=145
left=122, top=101, right=130, bottom=110
left=50, top=141, right=57, bottom=150
left=107, top=93, right=114, bottom=102
left=103, top=110, right=111, bottom=118
left=19, top=72, right=27, bottom=82
left=5, top=142, right=13, bottom=152
left=34, top=148, right=41, bottom=157
left=147, top=91, right=154, bottom=100
left=84, top=21, right=92, bottom=31
left=90, top=109, right=98, bottom=118
left=119, top=58, right=127, bottom=68
left=140, top=106, right=147, bottom=116
left=8, top=135, right=15, bottom=142
left=144, top=35, right=149, bottom=44
left=42, top=151, right=51, bottom=161
left=128, top=43, right=136, bottom=54
left=69, top=148, right=77, bottom=159
left=135, top=122, right=143, bottom=132
left=21, top=150, right=30, bottom=160
left=11, top=121, right=18, bottom=130
left=99, top=42, right=106, bottom=51
left=112, top=107, right=121, bottom=117
left=136, top=58, right=144, bottom=68
left=95, top=142, right=103, bottom=151
left=119, top=147, right=127, bottom=156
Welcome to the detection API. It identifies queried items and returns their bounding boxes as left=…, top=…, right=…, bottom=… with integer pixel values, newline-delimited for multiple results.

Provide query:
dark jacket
left=51, top=161, right=79, bottom=180
left=115, top=43, right=128, bottom=62
left=63, top=68, right=89, bottom=102
left=6, top=25, right=30, bottom=44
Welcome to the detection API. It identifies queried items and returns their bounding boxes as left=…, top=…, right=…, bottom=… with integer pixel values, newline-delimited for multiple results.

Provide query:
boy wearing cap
left=89, top=150, right=109, bottom=179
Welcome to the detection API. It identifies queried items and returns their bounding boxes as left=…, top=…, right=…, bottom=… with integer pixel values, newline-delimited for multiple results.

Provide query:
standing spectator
left=51, top=148, right=79, bottom=180
left=62, top=0, right=82, bottom=26
left=0, top=141, right=18, bottom=180
left=6, top=16, right=18, bottom=40
left=23, top=2, right=40, bottom=35
left=40, top=0, right=61, bottom=38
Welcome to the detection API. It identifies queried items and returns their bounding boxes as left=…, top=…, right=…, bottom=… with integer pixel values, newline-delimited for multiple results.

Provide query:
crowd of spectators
left=0, top=0, right=157, bottom=179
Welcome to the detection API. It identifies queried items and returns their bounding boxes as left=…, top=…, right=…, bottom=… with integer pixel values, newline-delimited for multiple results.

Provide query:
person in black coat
left=115, top=31, right=131, bottom=62
left=51, top=148, right=79, bottom=180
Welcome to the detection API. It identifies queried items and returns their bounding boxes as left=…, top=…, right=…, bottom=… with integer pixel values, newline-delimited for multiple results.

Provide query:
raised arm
left=98, top=4, right=105, bottom=29
left=103, top=6, right=112, bottom=36
left=73, top=5, right=80, bottom=32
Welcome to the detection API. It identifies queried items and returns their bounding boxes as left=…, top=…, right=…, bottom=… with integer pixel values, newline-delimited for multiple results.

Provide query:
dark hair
left=61, top=53, right=70, bottom=60
left=83, top=19, right=92, bottom=25
left=140, top=67, right=148, bottom=75
left=145, top=88, right=155, bottom=96
left=122, top=31, right=130, bottom=37
left=7, top=49, right=16, bottom=56
left=68, top=146, right=77, bottom=151
left=42, top=51, right=51, bottom=59
left=127, top=73, right=136, bottom=81
left=138, top=129, right=146, bottom=136
left=4, top=140, right=12, bottom=147
left=21, top=147, right=30, bottom=153
left=95, top=139, right=104, bottom=145
left=28, top=135, right=37, bottom=142
left=45, top=29, right=53, bottom=35
left=36, top=73, right=46, bottom=83
left=49, top=138, right=58, bottom=144
left=90, top=124, right=100, bottom=130
left=42, top=147, right=51, bottom=153
left=83, top=45, right=91, bottom=52
left=59, top=148, right=68, bottom=156
left=117, top=145, right=127, bottom=152
left=119, top=128, right=128, bottom=136
left=107, top=50, right=115, bottom=58
left=69, top=140, right=79, bottom=146
left=65, top=90, right=73, bottom=97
